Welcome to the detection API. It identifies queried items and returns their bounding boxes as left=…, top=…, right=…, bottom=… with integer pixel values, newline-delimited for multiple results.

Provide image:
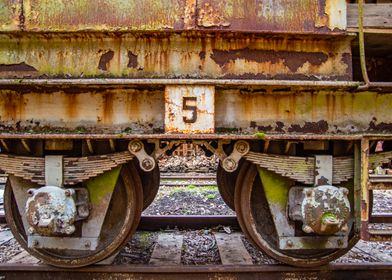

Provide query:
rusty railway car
left=0, top=0, right=392, bottom=267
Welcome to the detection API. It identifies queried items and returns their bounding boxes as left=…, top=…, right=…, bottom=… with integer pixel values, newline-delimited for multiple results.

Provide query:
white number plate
left=165, top=86, right=215, bottom=133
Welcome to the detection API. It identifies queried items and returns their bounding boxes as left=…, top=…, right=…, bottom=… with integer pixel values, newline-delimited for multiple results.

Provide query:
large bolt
left=235, top=141, right=249, bottom=154
left=129, top=141, right=142, bottom=153
left=141, top=158, right=154, bottom=171
left=64, top=189, right=72, bottom=197
left=286, top=239, right=293, bottom=248
left=64, top=225, right=76, bottom=235
left=223, top=158, right=237, bottom=172
left=341, top=187, right=349, bottom=196
left=302, top=225, right=313, bottom=234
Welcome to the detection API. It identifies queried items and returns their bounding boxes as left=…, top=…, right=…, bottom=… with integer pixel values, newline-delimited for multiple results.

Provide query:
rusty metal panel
left=0, top=89, right=165, bottom=134
left=196, top=0, right=346, bottom=33
left=23, top=0, right=195, bottom=32
left=0, top=88, right=391, bottom=135
left=165, top=86, right=215, bottom=134
left=215, top=90, right=392, bottom=135
left=0, top=34, right=352, bottom=81
left=0, top=0, right=21, bottom=31
left=18, top=0, right=346, bottom=33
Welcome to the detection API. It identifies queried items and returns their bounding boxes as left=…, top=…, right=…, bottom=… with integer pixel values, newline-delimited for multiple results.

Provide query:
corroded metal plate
left=2, top=0, right=346, bottom=33
left=165, top=86, right=215, bottom=134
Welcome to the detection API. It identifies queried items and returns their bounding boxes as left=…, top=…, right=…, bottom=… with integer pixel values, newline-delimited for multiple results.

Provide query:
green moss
left=85, top=167, right=121, bottom=205
left=258, top=167, right=292, bottom=207
left=321, top=212, right=337, bottom=224
left=254, top=132, right=266, bottom=138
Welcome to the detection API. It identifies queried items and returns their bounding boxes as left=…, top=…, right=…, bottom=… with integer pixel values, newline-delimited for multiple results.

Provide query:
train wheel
left=132, top=161, right=160, bottom=211
left=4, top=162, right=143, bottom=267
left=217, top=159, right=248, bottom=211
left=235, top=163, right=358, bottom=267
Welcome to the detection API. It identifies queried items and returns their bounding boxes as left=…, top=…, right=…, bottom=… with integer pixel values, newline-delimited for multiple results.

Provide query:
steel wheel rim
left=236, top=163, right=359, bottom=267
left=218, top=159, right=247, bottom=211
left=5, top=162, right=143, bottom=268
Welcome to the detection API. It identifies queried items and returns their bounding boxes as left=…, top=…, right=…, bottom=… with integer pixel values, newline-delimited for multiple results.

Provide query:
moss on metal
left=85, top=166, right=121, bottom=205
left=258, top=167, right=292, bottom=208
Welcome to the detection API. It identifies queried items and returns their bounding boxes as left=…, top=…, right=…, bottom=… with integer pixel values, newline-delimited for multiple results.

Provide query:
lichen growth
left=258, top=167, right=292, bottom=207
left=85, top=166, right=121, bottom=205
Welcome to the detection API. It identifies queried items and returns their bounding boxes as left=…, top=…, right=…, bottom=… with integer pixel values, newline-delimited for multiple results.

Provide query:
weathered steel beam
left=0, top=34, right=352, bottom=81
left=0, top=87, right=391, bottom=135
left=0, top=78, right=363, bottom=88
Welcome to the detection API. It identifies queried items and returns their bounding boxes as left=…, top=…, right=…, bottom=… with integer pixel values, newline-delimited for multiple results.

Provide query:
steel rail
left=0, top=263, right=391, bottom=280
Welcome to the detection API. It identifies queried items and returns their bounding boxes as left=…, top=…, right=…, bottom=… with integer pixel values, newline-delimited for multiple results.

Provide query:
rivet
left=32, top=240, right=39, bottom=247
left=27, top=189, right=35, bottom=197
left=129, top=141, right=142, bottom=153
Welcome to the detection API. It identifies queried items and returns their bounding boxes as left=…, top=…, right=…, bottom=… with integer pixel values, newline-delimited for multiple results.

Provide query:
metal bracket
left=314, top=155, right=333, bottom=186
left=193, top=140, right=229, bottom=162
left=221, top=141, right=250, bottom=172
left=194, top=140, right=249, bottom=172
left=45, top=155, right=64, bottom=187
left=28, top=236, right=98, bottom=251
left=148, top=139, right=186, bottom=159
left=279, top=236, right=348, bottom=250
left=128, top=140, right=156, bottom=172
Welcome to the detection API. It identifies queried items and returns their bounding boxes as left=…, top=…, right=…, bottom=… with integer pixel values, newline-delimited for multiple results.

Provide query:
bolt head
left=64, top=225, right=75, bottom=235
left=223, top=158, right=237, bottom=171
left=286, top=239, right=293, bottom=247
left=64, top=189, right=72, bottom=197
left=32, top=240, right=39, bottom=247
left=141, top=158, right=154, bottom=171
left=27, top=189, right=35, bottom=197
left=337, top=239, right=344, bottom=246
left=84, top=241, right=91, bottom=248
left=340, top=187, right=349, bottom=196
left=302, top=225, right=313, bottom=233
left=129, top=141, right=142, bottom=153
left=305, top=189, right=313, bottom=197
left=235, top=141, right=249, bottom=154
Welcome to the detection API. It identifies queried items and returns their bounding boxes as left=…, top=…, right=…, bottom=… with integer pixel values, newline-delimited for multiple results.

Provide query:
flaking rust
left=2, top=0, right=346, bottom=33
left=0, top=34, right=352, bottom=80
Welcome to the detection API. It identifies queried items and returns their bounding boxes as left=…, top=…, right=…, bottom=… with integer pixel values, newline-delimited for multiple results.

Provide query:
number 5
left=182, top=97, right=197, bottom=123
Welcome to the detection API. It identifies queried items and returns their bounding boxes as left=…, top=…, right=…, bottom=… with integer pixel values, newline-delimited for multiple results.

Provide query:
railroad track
left=160, top=173, right=216, bottom=186
left=0, top=263, right=391, bottom=280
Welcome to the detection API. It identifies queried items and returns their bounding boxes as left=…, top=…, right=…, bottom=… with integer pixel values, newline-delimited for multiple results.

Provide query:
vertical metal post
left=360, top=138, right=370, bottom=240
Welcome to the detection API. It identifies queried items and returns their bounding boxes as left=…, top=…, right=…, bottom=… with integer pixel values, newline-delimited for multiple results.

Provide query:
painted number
left=182, top=97, right=197, bottom=123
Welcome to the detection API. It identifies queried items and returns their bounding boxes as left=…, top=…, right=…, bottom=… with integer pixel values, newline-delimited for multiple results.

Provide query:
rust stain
left=102, top=93, right=114, bottom=124
left=98, top=50, right=114, bottom=71
left=127, top=51, right=138, bottom=68
left=0, top=62, right=37, bottom=72
left=210, top=48, right=329, bottom=72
